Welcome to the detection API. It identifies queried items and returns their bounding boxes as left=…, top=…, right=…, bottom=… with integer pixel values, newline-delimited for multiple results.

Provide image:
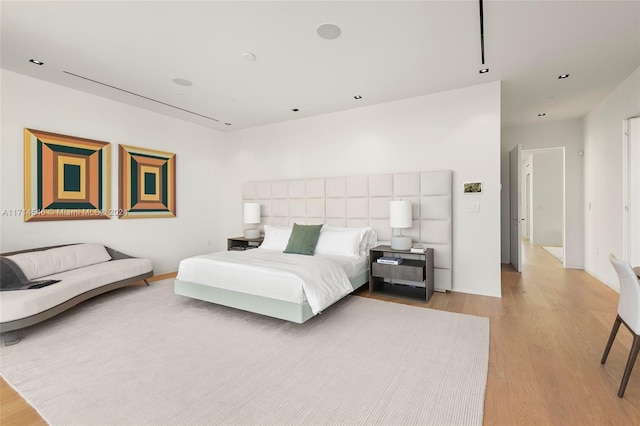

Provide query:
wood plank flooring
left=2, top=240, right=639, bottom=425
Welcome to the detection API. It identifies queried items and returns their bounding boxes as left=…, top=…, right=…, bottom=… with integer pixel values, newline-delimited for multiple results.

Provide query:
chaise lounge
left=0, top=243, right=153, bottom=345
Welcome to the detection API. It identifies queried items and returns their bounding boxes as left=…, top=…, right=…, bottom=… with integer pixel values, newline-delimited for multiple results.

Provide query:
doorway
left=519, top=147, right=565, bottom=266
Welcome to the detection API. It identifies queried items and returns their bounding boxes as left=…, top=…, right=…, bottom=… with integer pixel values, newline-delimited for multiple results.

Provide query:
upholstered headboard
left=242, top=170, right=452, bottom=291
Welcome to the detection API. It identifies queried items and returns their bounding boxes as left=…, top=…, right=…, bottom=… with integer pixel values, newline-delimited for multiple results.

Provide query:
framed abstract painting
left=23, top=128, right=110, bottom=221
left=118, top=144, right=176, bottom=218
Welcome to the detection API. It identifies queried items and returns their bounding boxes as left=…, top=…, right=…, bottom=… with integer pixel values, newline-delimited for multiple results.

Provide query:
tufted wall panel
left=242, top=170, right=452, bottom=291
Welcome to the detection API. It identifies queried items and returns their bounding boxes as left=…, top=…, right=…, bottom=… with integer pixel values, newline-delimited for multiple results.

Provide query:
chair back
left=609, top=254, right=640, bottom=334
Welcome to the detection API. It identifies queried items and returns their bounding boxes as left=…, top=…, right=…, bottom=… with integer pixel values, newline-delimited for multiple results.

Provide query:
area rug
left=542, top=245, right=563, bottom=262
left=0, top=280, right=490, bottom=425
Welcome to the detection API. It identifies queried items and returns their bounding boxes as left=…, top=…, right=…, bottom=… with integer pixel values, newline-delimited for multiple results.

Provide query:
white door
left=624, top=117, right=640, bottom=265
left=510, top=144, right=522, bottom=272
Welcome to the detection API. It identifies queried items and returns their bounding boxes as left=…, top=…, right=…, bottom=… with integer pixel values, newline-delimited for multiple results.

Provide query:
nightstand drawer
left=372, top=261, right=424, bottom=282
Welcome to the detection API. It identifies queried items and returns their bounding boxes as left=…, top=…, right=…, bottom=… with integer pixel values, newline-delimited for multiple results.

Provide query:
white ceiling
left=2, top=1, right=639, bottom=132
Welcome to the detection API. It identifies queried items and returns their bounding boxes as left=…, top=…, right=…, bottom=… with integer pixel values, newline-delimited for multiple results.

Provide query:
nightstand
left=369, top=245, right=434, bottom=302
left=227, top=236, right=263, bottom=251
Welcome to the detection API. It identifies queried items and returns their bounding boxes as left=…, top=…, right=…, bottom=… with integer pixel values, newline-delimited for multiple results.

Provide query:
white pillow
left=360, top=228, right=378, bottom=255
left=315, top=227, right=366, bottom=258
left=259, top=225, right=293, bottom=251
left=323, top=225, right=377, bottom=257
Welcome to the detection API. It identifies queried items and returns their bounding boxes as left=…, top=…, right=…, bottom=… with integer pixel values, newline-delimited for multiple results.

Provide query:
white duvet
left=176, top=249, right=355, bottom=314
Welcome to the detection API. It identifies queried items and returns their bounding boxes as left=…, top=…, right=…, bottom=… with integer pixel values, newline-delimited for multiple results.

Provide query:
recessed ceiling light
left=538, top=113, right=546, bottom=117
left=316, top=23, right=341, bottom=40
left=172, top=78, right=193, bottom=87
left=292, top=108, right=300, bottom=112
left=242, top=52, right=256, bottom=61
left=354, top=95, right=362, bottom=100
left=479, top=68, right=489, bottom=74
left=558, top=74, right=570, bottom=79
left=224, top=123, right=231, bottom=126
left=29, top=59, right=44, bottom=65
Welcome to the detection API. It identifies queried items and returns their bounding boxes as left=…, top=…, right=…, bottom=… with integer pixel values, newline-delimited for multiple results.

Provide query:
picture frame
left=118, top=144, right=176, bottom=218
left=23, top=128, right=110, bottom=221
left=463, top=182, right=482, bottom=194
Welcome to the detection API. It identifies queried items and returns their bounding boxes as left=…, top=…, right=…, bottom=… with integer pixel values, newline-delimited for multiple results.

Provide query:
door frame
left=510, top=144, right=522, bottom=272
left=623, top=116, right=640, bottom=264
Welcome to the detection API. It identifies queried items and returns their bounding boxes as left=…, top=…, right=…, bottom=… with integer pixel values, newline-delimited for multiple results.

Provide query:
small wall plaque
left=463, top=182, right=482, bottom=193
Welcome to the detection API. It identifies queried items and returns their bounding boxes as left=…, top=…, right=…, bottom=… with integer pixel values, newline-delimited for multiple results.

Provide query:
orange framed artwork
left=23, top=128, right=111, bottom=221
left=118, top=145, right=176, bottom=219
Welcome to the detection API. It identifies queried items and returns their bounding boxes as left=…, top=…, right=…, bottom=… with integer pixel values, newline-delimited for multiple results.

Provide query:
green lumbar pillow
left=283, top=223, right=323, bottom=255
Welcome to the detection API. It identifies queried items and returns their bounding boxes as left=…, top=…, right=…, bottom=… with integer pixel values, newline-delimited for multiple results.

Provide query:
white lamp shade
left=243, top=203, right=261, bottom=224
left=389, top=200, right=412, bottom=228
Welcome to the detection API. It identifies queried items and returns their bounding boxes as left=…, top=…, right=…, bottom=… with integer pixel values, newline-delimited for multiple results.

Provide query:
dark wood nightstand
left=227, top=236, right=263, bottom=251
left=369, top=245, right=434, bottom=302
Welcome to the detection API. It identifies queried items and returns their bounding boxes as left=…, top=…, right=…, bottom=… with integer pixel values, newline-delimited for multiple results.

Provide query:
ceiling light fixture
left=316, top=23, right=342, bottom=40
left=29, top=59, right=44, bottom=65
left=479, top=68, right=489, bottom=74
left=172, top=78, right=193, bottom=87
left=242, top=52, right=256, bottom=61
left=538, top=113, right=546, bottom=117
left=292, top=108, right=300, bottom=112
left=558, top=74, right=570, bottom=79
left=224, top=123, right=232, bottom=126
left=354, top=95, right=362, bottom=100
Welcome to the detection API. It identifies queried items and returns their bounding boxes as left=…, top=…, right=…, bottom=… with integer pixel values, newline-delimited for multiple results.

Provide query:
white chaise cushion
left=6, top=244, right=111, bottom=280
left=0, top=258, right=153, bottom=323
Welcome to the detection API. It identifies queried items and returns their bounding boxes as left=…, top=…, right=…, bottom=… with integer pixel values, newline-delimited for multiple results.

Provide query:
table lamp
left=243, top=202, right=261, bottom=239
left=390, top=200, right=412, bottom=250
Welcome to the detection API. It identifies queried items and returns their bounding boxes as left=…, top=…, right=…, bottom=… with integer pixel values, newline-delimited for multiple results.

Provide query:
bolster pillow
left=6, top=244, right=112, bottom=280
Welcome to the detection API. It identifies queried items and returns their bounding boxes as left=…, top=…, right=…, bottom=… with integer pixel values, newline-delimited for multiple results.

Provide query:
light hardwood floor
left=1, top=240, right=639, bottom=425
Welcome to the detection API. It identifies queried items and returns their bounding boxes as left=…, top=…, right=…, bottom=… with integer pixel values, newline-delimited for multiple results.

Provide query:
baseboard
left=131, top=271, right=177, bottom=285
left=564, top=264, right=583, bottom=270
left=584, top=267, right=619, bottom=292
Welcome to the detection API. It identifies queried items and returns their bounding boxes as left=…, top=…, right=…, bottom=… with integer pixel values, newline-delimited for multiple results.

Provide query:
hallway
left=489, top=240, right=640, bottom=424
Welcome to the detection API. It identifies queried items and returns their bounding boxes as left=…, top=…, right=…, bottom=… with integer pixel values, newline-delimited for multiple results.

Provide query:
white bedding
left=176, top=249, right=363, bottom=314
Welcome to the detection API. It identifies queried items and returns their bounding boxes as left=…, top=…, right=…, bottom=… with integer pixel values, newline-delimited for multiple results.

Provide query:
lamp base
left=243, top=228, right=261, bottom=239
left=390, top=236, right=412, bottom=251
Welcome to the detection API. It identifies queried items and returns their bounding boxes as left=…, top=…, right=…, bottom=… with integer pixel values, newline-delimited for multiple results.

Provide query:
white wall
left=224, top=82, right=502, bottom=297
left=502, top=119, right=584, bottom=268
left=530, top=149, right=563, bottom=246
left=583, top=66, right=640, bottom=289
left=0, top=70, right=227, bottom=274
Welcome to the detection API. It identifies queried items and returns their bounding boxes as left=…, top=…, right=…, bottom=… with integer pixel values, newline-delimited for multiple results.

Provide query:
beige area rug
left=542, top=246, right=564, bottom=263
left=1, top=280, right=489, bottom=425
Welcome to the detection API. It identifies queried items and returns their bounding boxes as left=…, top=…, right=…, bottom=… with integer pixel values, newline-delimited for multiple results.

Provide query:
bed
left=175, top=225, right=375, bottom=323
left=175, top=170, right=453, bottom=322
